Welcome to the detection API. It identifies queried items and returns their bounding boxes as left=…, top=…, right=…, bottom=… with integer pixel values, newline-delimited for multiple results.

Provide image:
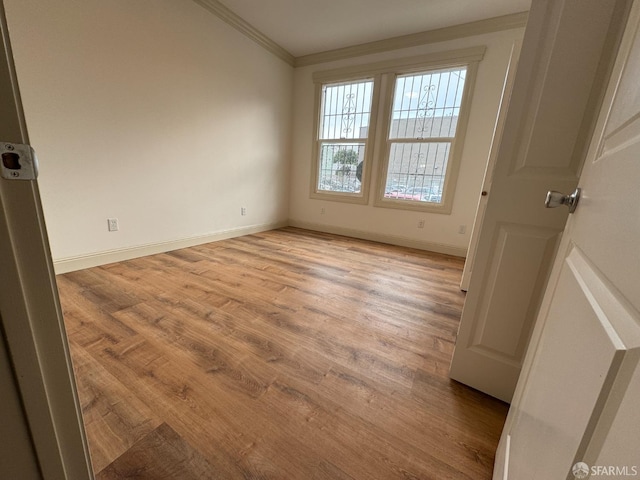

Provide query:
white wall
left=5, top=0, right=293, bottom=269
left=5, top=0, right=524, bottom=266
left=289, top=28, right=524, bottom=256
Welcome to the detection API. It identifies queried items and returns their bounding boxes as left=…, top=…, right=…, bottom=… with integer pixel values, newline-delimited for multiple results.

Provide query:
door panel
left=472, top=223, right=559, bottom=360
left=573, top=116, right=640, bottom=315
left=605, top=20, right=640, bottom=136
left=588, top=357, right=640, bottom=473
left=507, top=247, right=640, bottom=479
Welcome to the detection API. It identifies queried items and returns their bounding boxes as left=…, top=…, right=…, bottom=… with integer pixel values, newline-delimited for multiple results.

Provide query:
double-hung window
left=310, top=47, right=483, bottom=212
left=311, top=77, right=378, bottom=203
left=377, top=66, right=469, bottom=212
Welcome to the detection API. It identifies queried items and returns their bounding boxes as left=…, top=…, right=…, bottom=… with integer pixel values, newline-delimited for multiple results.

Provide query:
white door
left=449, top=0, right=628, bottom=402
left=0, top=2, right=92, bottom=478
left=494, top=1, right=640, bottom=478
left=459, top=40, right=520, bottom=292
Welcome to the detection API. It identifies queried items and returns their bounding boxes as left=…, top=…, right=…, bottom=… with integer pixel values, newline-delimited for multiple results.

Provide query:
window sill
left=373, top=197, right=453, bottom=214
left=310, top=190, right=369, bottom=205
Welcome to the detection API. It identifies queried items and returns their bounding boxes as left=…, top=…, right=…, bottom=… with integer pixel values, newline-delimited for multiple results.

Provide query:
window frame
left=310, top=75, right=381, bottom=204
left=374, top=60, right=480, bottom=214
left=309, top=47, right=485, bottom=212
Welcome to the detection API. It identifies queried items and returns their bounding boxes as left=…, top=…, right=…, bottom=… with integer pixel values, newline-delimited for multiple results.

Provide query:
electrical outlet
left=458, top=224, right=467, bottom=234
left=241, top=207, right=247, bottom=216
left=107, top=218, right=119, bottom=232
left=418, top=219, right=425, bottom=229
left=320, top=207, right=326, bottom=215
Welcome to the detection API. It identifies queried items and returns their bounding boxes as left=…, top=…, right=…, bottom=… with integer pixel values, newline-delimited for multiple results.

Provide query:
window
left=382, top=67, right=466, bottom=207
left=311, top=78, right=376, bottom=203
left=311, top=47, right=483, bottom=212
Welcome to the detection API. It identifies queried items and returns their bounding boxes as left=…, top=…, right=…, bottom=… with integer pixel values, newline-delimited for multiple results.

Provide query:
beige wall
left=289, top=28, right=524, bottom=256
left=5, top=0, right=524, bottom=265
left=5, top=0, right=293, bottom=267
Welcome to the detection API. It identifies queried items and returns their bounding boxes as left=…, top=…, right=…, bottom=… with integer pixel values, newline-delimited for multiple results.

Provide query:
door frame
left=0, top=2, right=92, bottom=478
left=460, top=39, right=521, bottom=292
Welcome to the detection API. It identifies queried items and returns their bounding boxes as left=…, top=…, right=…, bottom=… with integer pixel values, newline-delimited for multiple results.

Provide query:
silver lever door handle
left=545, top=187, right=581, bottom=213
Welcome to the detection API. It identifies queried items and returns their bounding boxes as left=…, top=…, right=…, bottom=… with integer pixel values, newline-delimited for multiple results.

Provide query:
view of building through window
left=384, top=67, right=467, bottom=204
left=314, top=65, right=469, bottom=207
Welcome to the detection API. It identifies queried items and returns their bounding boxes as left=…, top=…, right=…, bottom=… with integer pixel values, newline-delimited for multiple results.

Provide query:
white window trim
left=310, top=46, right=485, bottom=211
left=310, top=75, right=381, bottom=204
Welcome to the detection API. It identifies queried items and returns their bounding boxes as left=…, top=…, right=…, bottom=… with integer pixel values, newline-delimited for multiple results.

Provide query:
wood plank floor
left=57, top=227, right=508, bottom=479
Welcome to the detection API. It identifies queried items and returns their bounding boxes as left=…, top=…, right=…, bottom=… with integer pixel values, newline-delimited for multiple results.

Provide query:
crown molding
left=192, top=0, right=295, bottom=66
left=311, top=46, right=486, bottom=83
left=193, top=1, right=528, bottom=70
left=295, top=11, right=529, bottom=67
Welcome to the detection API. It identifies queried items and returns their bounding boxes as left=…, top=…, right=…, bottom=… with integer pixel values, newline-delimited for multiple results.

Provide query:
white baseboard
left=289, top=220, right=467, bottom=258
left=53, top=221, right=288, bottom=274
left=54, top=219, right=466, bottom=274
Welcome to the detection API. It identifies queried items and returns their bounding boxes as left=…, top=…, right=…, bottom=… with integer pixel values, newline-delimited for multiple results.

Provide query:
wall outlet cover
left=107, top=218, right=119, bottom=232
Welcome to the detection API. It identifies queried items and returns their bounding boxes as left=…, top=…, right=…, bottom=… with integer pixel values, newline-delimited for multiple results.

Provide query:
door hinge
left=1, top=142, right=39, bottom=180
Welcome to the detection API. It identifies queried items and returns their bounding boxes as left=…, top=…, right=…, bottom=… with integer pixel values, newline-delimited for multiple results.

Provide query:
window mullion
left=387, top=137, right=455, bottom=144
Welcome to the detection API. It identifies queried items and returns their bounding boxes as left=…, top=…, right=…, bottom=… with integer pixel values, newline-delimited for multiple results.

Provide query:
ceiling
left=218, top=0, right=531, bottom=58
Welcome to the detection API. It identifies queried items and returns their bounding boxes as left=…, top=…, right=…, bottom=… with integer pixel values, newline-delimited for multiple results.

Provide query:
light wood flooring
left=57, top=227, right=508, bottom=479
